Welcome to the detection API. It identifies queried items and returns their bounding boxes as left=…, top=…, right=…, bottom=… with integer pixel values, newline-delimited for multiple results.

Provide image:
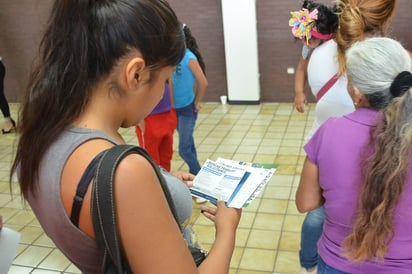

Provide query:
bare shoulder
left=113, top=153, right=196, bottom=272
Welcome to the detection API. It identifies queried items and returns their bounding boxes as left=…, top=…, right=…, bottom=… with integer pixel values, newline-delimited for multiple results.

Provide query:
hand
left=194, top=101, right=201, bottom=112
left=293, top=93, right=308, bottom=113
left=201, top=199, right=241, bottom=232
left=170, top=171, right=195, bottom=187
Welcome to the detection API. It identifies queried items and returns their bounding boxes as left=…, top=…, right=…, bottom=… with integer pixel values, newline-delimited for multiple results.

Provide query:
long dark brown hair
left=183, top=24, right=206, bottom=75
left=11, top=0, right=185, bottom=199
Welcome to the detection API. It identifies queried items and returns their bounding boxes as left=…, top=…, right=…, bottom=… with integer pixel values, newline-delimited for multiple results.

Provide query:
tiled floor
left=1, top=102, right=316, bottom=274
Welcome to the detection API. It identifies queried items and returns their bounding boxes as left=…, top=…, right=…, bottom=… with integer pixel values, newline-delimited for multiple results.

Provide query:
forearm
left=295, top=70, right=306, bottom=96
left=194, top=81, right=208, bottom=104
left=294, top=57, right=308, bottom=95
left=198, top=230, right=236, bottom=274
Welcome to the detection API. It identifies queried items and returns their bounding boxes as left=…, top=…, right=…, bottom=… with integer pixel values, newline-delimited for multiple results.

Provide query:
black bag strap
left=91, top=144, right=180, bottom=273
left=70, top=151, right=105, bottom=227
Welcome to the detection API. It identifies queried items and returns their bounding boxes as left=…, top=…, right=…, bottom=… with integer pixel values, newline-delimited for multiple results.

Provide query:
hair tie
left=390, top=71, right=412, bottom=98
left=310, top=30, right=334, bottom=41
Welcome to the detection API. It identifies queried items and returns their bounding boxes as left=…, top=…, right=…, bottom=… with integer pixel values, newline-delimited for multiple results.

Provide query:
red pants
left=135, top=109, right=177, bottom=171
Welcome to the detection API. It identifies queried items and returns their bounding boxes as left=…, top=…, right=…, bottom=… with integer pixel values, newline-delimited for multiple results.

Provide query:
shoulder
left=186, top=49, right=197, bottom=60
left=312, top=39, right=337, bottom=57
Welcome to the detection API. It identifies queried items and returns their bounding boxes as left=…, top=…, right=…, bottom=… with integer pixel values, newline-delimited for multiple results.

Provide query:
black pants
left=0, top=60, right=11, bottom=118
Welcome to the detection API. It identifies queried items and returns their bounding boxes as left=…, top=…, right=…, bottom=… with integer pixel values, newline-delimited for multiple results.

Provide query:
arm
left=293, top=56, right=309, bottom=113
left=116, top=154, right=241, bottom=274
left=188, top=59, right=208, bottom=112
left=295, top=156, right=323, bottom=213
left=198, top=200, right=240, bottom=273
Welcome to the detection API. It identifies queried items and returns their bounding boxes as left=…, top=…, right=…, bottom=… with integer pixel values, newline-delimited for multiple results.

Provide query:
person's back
left=306, top=110, right=412, bottom=272
left=306, top=38, right=354, bottom=138
left=297, top=37, right=412, bottom=273
left=28, top=128, right=113, bottom=273
left=172, top=48, right=197, bottom=109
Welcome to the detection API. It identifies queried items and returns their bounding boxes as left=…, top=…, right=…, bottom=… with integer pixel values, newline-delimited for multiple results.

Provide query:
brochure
left=190, top=158, right=277, bottom=208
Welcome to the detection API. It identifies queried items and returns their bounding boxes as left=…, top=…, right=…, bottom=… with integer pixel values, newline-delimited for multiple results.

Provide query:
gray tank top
left=27, top=127, right=192, bottom=273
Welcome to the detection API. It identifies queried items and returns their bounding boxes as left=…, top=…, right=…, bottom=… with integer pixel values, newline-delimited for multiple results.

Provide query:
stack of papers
left=190, top=158, right=277, bottom=208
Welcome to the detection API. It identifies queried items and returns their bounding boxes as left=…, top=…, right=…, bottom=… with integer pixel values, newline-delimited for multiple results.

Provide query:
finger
left=201, top=211, right=216, bottom=222
left=200, top=205, right=216, bottom=214
left=184, top=180, right=193, bottom=187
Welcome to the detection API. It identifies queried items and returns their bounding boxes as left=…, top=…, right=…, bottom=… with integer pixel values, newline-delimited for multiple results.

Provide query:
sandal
left=1, top=118, right=16, bottom=134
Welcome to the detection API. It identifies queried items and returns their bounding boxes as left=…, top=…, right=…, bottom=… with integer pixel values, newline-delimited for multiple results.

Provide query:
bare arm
left=116, top=154, right=241, bottom=274
left=295, top=156, right=323, bottom=213
left=188, top=59, right=208, bottom=112
left=293, top=56, right=309, bottom=113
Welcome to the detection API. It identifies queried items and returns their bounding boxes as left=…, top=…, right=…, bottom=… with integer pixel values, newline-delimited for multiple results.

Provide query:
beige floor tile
left=279, top=231, right=301, bottom=251
left=7, top=210, right=36, bottom=226
left=253, top=213, right=285, bottom=231
left=13, top=245, right=53, bottom=267
left=239, top=248, right=277, bottom=272
left=283, top=215, right=305, bottom=233
left=65, top=263, right=81, bottom=273
left=33, top=233, right=56, bottom=247
left=263, top=186, right=292, bottom=200
left=274, top=250, right=301, bottom=273
left=238, top=211, right=257, bottom=229
left=8, top=265, right=34, bottom=274
left=31, top=269, right=62, bottom=274
left=246, top=229, right=281, bottom=249
left=235, top=228, right=252, bottom=247
left=259, top=199, right=288, bottom=214
left=38, top=248, right=72, bottom=271
left=19, top=226, right=44, bottom=245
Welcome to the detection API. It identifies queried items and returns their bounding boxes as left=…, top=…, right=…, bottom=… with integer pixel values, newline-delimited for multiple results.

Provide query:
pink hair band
left=310, top=30, right=334, bottom=41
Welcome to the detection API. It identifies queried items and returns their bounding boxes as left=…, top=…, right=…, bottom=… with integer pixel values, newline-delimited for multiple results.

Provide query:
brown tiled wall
left=1, top=0, right=411, bottom=103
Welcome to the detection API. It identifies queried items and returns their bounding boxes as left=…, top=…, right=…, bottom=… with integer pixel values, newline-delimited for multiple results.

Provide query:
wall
left=1, top=0, right=411, bottom=103
left=0, top=1, right=52, bottom=102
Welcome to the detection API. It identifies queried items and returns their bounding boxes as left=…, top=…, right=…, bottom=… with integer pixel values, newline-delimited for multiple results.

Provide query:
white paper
left=0, top=227, right=21, bottom=274
left=217, top=158, right=276, bottom=208
left=190, top=159, right=246, bottom=204
left=190, top=158, right=276, bottom=208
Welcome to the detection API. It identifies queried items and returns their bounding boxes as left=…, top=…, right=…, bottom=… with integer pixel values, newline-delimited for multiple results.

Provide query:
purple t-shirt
left=150, top=82, right=172, bottom=115
left=305, top=108, right=412, bottom=273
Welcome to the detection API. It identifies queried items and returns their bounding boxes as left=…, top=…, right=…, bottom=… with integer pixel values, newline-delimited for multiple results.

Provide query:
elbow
left=295, top=198, right=323, bottom=213
left=295, top=201, right=310, bottom=213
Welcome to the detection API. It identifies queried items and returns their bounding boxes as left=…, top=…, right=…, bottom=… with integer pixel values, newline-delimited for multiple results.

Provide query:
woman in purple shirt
left=296, top=37, right=412, bottom=273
